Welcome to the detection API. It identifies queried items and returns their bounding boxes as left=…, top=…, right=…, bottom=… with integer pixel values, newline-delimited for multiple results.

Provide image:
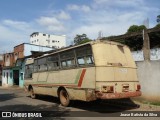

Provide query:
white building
left=30, top=32, right=66, bottom=49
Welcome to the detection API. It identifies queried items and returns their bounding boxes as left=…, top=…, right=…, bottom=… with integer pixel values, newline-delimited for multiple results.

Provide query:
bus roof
left=35, top=40, right=127, bottom=59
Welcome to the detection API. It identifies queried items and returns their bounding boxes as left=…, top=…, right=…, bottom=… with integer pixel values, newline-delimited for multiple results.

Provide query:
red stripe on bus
left=78, top=69, right=86, bottom=87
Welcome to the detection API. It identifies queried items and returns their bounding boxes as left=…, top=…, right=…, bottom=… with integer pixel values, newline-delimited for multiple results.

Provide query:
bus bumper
left=96, top=91, right=141, bottom=99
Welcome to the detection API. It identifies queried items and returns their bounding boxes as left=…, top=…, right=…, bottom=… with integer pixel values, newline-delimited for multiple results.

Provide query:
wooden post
left=143, top=29, right=150, bottom=61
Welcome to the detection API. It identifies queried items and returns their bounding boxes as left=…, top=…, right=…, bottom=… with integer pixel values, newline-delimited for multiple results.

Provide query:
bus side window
left=25, top=64, right=33, bottom=79
left=47, top=55, right=59, bottom=70
left=37, top=57, right=47, bottom=71
left=67, top=59, right=75, bottom=67
left=77, top=57, right=85, bottom=65
left=34, top=60, right=38, bottom=72
left=86, top=56, right=94, bottom=64
left=61, top=61, right=67, bottom=67
left=76, top=45, right=94, bottom=66
left=60, top=50, right=75, bottom=69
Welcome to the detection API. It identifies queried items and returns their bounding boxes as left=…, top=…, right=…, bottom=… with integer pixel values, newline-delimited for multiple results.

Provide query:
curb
left=0, top=86, right=24, bottom=90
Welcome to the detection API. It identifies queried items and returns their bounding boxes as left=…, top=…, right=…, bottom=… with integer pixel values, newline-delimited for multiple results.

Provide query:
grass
left=143, top=101, right=160, bottom=106
left=150, top=102, right=160, bottom=106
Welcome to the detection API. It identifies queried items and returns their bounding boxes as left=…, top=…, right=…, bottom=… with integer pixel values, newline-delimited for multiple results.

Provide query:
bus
left=24, top=40, right=141, bottom=106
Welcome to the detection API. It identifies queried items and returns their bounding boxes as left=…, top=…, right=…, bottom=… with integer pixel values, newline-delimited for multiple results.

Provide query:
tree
left=149, top=24, right=160, bottom=48
left=74, top=34, right=91, bottom=45
left=155, top=24, right=160, bottom=28
left=123, top=25, right=147, bottom=51
left=127, top=25, right=146, bottom=33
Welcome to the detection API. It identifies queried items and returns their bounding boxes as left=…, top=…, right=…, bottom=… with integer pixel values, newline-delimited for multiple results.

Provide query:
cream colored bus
left=24, top=40, right=141, bottom=106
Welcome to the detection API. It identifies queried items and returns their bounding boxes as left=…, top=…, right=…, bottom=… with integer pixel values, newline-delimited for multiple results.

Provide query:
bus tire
left=29, top=87, right=36, bottom=99
left=59, top=89, right=70, bottom=107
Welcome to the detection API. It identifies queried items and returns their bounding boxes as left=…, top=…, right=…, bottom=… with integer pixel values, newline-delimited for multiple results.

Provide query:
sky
left=0, top=0, right=159, bottom=53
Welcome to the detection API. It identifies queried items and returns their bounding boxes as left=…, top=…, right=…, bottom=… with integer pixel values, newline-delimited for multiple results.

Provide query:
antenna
left=143, top=18, right=149, bottom=28
left=98, top=30, right=103, bottom=39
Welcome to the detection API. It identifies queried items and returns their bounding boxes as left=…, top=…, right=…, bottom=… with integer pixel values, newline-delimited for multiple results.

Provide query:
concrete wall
left=131, top=49, right=160, bottom=102
left=136, top=61, right=160, bottom=102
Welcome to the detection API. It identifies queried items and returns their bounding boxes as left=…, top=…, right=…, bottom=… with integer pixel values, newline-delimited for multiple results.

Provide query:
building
left=0, top=54, right=4, bottom=73
left=2, top=43, right=53, bottom=88
left=0, top=54, right=3, bottom=85
left=30, top=32, right=66, bottom=49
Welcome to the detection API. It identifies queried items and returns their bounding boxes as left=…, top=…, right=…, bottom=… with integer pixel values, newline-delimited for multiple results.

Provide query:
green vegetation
left=151, top=102, right=160, bottom=106
left=124, top=25, right=146, bottom=50
left=143, top=101, right=160, bottom=106
left=74, top=34, right=92, bottom=45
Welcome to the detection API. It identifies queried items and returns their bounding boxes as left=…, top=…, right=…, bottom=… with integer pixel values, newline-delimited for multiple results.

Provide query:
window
left=34, top=60, right=38, bottom=72
left=76, top=45, right=94, bottom=66
left=61, top=61, right=67, bottom=67
left=77, top=57, right=85, bottom=65
left=61, top=59, right=75, bottom=68
left=67, top=59, right=75, bottom=67
left=36, top=57, right=47, bottom=71
left=43, top=34, right=46, bottom=36
left=86, top=56, right=94, bottom=64
left=47, top=55, right=59, bottom=70
left=60, top=50, right=76, bottom=68
left=25, top=64, right=33, bottom=78
left=48, top=62, right=59, bottom=70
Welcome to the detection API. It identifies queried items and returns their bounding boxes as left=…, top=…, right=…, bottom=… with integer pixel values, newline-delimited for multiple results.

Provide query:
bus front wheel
left=29, top=88, right=36, bottom=99
left=59, top=89, right=70, bottom=107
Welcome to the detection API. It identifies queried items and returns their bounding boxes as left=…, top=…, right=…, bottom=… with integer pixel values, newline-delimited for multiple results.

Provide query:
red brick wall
left=14, top=44, right=24, bottom=59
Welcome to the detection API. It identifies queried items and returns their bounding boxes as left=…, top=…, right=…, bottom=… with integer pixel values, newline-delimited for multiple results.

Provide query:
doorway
left=13, top=70, right=19, bottom=85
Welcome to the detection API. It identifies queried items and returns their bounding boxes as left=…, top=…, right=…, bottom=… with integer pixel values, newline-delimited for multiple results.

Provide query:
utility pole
left=143, top=29, right=150, bottom=61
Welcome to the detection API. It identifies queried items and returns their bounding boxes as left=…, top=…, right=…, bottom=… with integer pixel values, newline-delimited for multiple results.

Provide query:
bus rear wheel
left=29, top=88, right=36, bottom=99
left=59, top=89, right=70, bottom=107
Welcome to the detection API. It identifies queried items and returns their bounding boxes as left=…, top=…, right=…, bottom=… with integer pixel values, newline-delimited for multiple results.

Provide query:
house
left=0, top=54, right=4, bottom=85
left=2, top=43, right=53, bottom=88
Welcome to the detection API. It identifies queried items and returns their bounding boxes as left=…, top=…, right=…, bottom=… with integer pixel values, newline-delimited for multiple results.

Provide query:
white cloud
left=81, top=5, right=91, bottom=12
left=36, top=16, right=66, bottom=32
left=3, top=19, right=30, bottom=31
left=67, top=4, right=91, bottom=12
left=36, top=16, right=61, bottom=26
left=58, top=11, right=71, bottom=20
left=94, top=0, right=144, bottom=7
left=67, top=4, right=79, bottom=11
